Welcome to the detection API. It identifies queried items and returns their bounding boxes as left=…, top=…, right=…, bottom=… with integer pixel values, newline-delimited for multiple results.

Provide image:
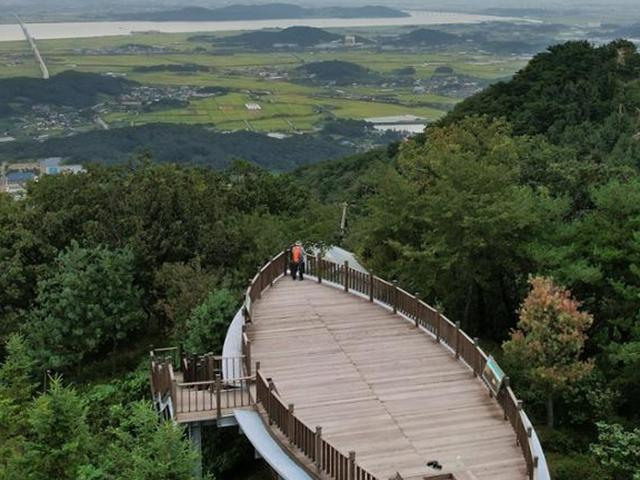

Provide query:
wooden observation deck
left=150, top=251, right=548, bottom=480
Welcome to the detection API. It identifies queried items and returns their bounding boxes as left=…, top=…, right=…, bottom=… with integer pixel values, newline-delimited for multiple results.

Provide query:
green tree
left=152, top=259, right=221, bottom=334
left=353, top=117, right=565, bottom=335
left=537, top=178, right=640, bottom=413
left=503, top=276, right=594, bottom=427
left=591, top=422, right=640, bottom=480
left=0, top=334, right=37, bottom=475
left=182, top=289, right=238, bottom=354
left=79, top=401, right=199, bottom=480
left=28, top=243, right=144, bottom=370
left=0, top=334, right=37, bottom=404
left=0, top=196, right=54, bottom=344
left=442, top=40, right=640, bottom=138
left=6, top=378, right=91, bottom=480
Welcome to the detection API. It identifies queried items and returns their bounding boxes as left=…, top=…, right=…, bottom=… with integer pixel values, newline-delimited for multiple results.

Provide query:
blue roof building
left=6, top=171, right=36, bottom=184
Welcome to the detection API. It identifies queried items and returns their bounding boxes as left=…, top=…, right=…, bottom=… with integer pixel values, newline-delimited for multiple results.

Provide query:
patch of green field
left=448, top=59, right=527, bottom=79
left=0, top=30, right=526, bottom=134
left=105, top=88, right=446, bottom=133
left=0, top=39, right=42, bottom=78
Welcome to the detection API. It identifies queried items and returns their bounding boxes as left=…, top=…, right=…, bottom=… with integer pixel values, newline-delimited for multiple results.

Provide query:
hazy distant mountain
left=121, top=3, right=409, bottom=21
left=394, top=28, right=462, bottom=46
left=296, top=60, right=382, bottom=85
left=216, top=26, right=342, bottom=49
left=613, top=24, right=640, bottom=38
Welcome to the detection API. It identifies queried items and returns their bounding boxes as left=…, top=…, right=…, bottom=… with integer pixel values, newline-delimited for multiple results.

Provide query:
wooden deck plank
left=249, top=278, right=528, bottom=480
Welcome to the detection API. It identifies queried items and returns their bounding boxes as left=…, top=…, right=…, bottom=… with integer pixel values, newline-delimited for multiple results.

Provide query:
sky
left=1, top=0, right=639, bottom=23
left=1, top=0, right=638, bottom=6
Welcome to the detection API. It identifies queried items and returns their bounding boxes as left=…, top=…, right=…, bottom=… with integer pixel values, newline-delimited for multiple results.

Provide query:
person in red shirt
left=290, top=241, right=306, bottom=281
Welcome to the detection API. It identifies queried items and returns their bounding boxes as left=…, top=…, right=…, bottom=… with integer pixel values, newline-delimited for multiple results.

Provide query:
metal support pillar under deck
left=188, top=422, right=203, bottom=479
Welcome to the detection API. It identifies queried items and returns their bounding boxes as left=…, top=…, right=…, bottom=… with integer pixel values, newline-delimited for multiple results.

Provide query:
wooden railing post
left=283, top=249, right=288, bottom=276
left=270, top=262, right=274, bottom=287
left=344, top=261, right=349, bottom=292
left=256, top=265, right=262, bottom=298
left=267, top=379, right=275, bottom=425
left=455, top=321, right=461, bottom=359
left=315, top=426, right=322, bottom=471
left=317, top=253, right=322, bottom=283
left=171, top=378, right=177, bottom=410
left=215, top=374, right=222, bottom=419
left=392, top=280, right=398, bottom=314
left=288, top=403, right=295, bottom=445
left=348, top=451, right=356, bottom=480
left=473, top=337, right=480, bottom=376
left=435, top=310, right=441, bottom=343
left=414, top=293, right=420, bottom=328
left=532, top=456, right=539, bottom=480
left=368, top=272, right=374, bottom=302
left=502, top=377, right=510, bottom=416
left=245, top=339, right=252, bottom=376
left=516, top=400, right=523, bottom=445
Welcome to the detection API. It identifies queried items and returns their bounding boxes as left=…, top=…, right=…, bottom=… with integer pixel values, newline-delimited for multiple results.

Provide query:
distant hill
left=394, top=28, right=462, bottom=46
left=295, top=147, right=393, bottom=203
left=296, top=60, right=381, bottom=85
left=613, top=24, right=640, bottom=38
left=481, top=40, right=541, bottom=54
left=218, top=26, right=341, bottom=49
left=440, top=40, right=640, bottom=137
left=0, top=71, right=135, bottom=117
left=0, top=124, right=353, bottom=172
left=123, top=3, right=408, bottom=21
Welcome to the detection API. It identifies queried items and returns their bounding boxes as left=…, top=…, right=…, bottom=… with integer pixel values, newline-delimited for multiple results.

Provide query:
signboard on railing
left=482, top=355, right=506, bottom=396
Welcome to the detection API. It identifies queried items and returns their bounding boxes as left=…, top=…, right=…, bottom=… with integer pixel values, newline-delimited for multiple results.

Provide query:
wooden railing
left=244, top=251, right=288, bottom=323
left=244, top=251, right=546, bottom=480
left=150, top=348, right=253, bottom=420
left=181, top=353, right=245, bottom=383
left=149, top=350, right=175, bottom=402
left=255, top=368, right=378, bottom=480
left=175, top=375, right=253, bottom=417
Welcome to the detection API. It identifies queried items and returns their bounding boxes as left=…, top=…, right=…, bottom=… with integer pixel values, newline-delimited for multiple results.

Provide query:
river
left=0, top=11, right=528, bottom=42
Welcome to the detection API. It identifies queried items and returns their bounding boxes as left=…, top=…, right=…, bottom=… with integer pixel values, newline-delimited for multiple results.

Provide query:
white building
left=344, top=35, right=356, bottom=47
left=39, top=157, right=85, bottom=175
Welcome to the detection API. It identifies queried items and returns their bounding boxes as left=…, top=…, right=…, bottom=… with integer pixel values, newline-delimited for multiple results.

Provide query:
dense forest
left=0, top=159, right=340, bottom=479
left=216, top=26, right=341, bottom=49
left=295, top=60, right=382, bottom=85
left=0, top=71, right=134, bottom=118
left=0, top=124, right=355, bottom=171
left=2, top=39, right=640, bottom=480
left=312, top=39, right=640, bottom=479
left=392, top=28, right=461, bottom=46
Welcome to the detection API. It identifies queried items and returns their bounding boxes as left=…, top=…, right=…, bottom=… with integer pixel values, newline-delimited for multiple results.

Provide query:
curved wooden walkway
left=248, top=277, right=528, bottom=480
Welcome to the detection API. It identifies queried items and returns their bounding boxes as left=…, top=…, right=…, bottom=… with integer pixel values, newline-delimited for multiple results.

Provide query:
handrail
left=174, top=374, right=253, bottom=416
left=181, top=352, right=246, bottom=383
left=255, top=369, right=378, bottom=480
left=178, top=375, right=254, bottom=388
left=149, top=351, right=175, bottom=404
left=150, top=348, right=253, bottom=419
left=243, top=250, right=549, bottom=480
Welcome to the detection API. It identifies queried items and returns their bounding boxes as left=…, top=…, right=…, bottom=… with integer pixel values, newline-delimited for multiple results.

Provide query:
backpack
left=292, top=245, right=303, bottom=263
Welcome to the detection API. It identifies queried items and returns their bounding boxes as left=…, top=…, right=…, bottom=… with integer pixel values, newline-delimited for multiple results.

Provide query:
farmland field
left=0, top=28, right=528, bottom=134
